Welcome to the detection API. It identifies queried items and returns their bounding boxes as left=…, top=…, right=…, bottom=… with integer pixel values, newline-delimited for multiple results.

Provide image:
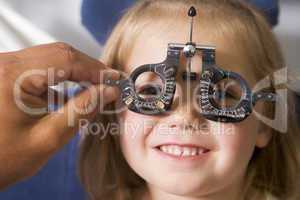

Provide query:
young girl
left=78, top=0, right=300, bottom=199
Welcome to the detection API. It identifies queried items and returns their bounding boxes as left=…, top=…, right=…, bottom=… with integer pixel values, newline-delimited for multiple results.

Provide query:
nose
left=165, top=51, right=206, bottom=126
left=164, top=99, right=207, bottom=132
left=168, top=85, right=206, bottom=130
left=171, top=51, right=203, bottom=110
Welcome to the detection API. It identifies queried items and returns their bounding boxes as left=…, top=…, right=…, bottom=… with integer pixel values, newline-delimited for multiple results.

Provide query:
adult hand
left=0, top=42, right=119, bottom=189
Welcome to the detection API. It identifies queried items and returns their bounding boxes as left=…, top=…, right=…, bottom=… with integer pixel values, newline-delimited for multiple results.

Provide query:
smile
left=156, top=144, right=210, bottom=158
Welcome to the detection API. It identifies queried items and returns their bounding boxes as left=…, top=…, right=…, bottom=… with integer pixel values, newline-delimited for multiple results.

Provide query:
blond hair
left=79, top=1, right=300, bottom=199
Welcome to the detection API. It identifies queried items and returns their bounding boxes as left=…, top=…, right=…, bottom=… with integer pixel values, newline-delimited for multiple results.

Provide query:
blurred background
left=0, top=0, right=102, bottom=57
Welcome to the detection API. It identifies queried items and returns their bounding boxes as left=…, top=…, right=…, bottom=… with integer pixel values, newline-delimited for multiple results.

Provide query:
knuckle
left=0, top=55, right=19, bottom=75
left=0, top=65, right=16, bottom=84
left=43, top=137, right=61, bottom=153
left=0, top=53, right=19, bottom=65
left=44, top=140, right=60, bottom=154
left=0, top=65, right=12, bottom=78
left=53, top=42, right=78, bottom=64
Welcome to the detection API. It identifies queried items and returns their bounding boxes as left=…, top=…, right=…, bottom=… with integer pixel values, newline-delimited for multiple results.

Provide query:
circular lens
left=210, top=78, right=243, bottom=109
left=135, top=72, right=164, bottom=100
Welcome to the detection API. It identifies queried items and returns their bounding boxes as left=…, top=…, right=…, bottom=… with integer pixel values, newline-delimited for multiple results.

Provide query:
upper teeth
left=159, top=145, right=208, bottom=157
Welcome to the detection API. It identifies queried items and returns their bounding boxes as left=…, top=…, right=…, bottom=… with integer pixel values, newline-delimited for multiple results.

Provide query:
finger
left=16, top=42, right=119, bottom=82
left=29, top=84, right=119, bottom=152
left=8, top=42, right=120, bottom=95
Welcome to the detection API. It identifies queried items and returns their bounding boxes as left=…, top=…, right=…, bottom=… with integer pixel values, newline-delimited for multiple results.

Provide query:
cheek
left=118, top=110, right=159, bottom=139
left=118, top=110, right=159, bottom=163
left=212, top=118, right=258, bottom=174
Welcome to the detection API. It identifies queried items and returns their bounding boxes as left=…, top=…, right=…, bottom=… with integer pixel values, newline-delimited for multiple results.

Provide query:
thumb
left=30, top=84, right=119, bottom=151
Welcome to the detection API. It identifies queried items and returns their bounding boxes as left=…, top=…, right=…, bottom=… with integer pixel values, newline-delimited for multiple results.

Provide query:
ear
left=255, top=125, right=273, bottom=148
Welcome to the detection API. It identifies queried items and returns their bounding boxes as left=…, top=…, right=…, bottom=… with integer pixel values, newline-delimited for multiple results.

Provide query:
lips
left=154, top=143, right=210, bottom=158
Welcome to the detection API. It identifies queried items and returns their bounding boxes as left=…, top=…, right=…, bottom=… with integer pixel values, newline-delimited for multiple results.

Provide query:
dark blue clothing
left=0, top=1, right=281, bottom=200
left=0, top=136, right=86, bottom=200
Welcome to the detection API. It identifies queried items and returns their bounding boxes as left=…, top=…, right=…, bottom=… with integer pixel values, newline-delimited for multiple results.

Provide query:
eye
left=134, top=71, right=164, bottom=100
left=136, top=84, right=162, bottom=99
left=214, top=89, right=239, bottom=100
left=211, top=79, right=242, bottom=109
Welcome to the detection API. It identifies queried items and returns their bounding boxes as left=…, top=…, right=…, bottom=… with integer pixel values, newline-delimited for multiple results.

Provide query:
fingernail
left=103, top=86, right=120, bottom=102
left=103, top=69, right=121, bottom=81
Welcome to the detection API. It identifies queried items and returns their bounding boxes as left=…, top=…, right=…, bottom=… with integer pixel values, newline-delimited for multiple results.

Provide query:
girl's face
left=117, top=21, right=271, bottom=199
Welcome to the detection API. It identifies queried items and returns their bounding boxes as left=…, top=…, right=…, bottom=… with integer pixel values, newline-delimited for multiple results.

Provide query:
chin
left=156, top=184, right=203, bottom=197
left=148, top=173, right=213, bottom=197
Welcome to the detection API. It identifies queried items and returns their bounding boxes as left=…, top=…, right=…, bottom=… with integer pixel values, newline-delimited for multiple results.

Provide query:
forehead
left=124, top=20, right=256, bottom=85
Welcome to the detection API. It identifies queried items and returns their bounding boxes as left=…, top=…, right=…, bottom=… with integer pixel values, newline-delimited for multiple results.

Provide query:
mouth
left=154, top=144, right=210, bottom=158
